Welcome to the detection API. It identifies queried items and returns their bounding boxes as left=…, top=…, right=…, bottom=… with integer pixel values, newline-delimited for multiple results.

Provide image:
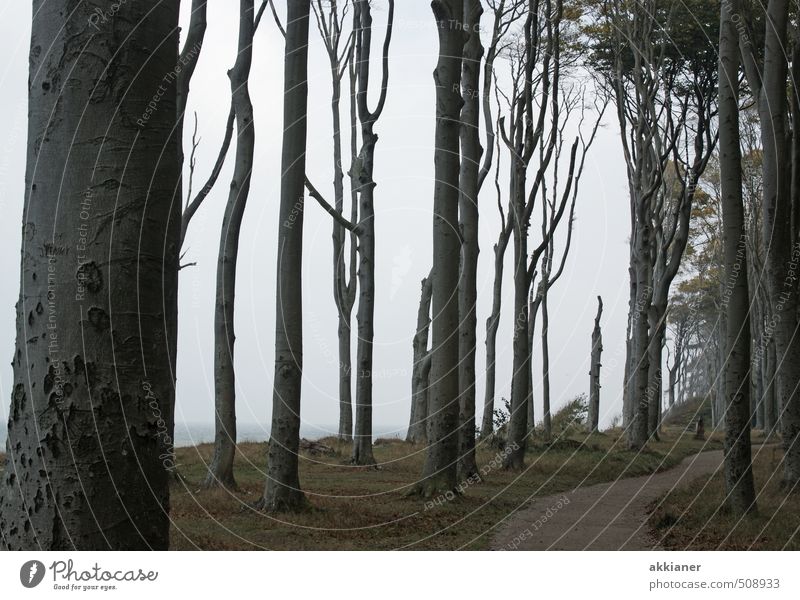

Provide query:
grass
left=649, top=440, right=800, bottom=550
left=165, top=426, right=722, bottom=550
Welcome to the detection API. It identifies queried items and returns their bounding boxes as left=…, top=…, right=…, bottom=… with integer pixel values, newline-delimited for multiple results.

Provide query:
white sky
left=0, top=1, right=634, bottom=439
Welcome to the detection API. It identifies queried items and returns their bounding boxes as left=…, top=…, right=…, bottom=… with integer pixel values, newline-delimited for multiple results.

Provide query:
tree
left=739, top=0, right=800, bottom=489
left=203, top=0, right=259, bottom=490
left=410, top=0, right=465, bottom=497
left=479, top=0, right=526, bottom=439
left=588, top=296, right=603, bottom=432
left=587, top=0, right=719, bottom=447
left=349, top=0, right=395, bottom=465
left=311, top=0, right=357, bottom=443
left=260, top=0, right=312, bottom=512
left=0, top=1, right=181, bottom=549
left=407, top=274, right=433, bottom=444
left=457, top=0, right=484, bottom=481
left=718, top=0, right=756, bottom=514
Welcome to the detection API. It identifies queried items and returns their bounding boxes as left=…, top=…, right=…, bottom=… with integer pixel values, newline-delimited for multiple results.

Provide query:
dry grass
left=167, top=427, right=721, bottom=550
left=649, top=439, right=800, bottom=550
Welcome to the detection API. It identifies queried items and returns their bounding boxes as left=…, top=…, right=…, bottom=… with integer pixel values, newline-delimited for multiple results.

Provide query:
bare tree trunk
left=410, top=0, right=464, bottom=497
left=261, top=0, right=311, bottom=513
left=204, top=0, right=257, bottom=491
left=0, top=0, right=180, bottom=550
left=765, top=339, right=777, bottom=435
left=312, top=0, right=357, bottom=443
left=481, top=229, right=511, bottom=437
left=628, top=235, right=652, bottom=449
left=588, top=296, right=603, bottom=432
left=646, top=309, right=666, bottom=440
left=408, top=275, right=433, bottom=444
left=506, top=158, right=531, bottom=469
left=719, top=0, right=756, bottom=513
left=350, top=0, right=394, bottom=466
left=540, top=282, right=552, bottom=438
left=457, top=0, right=483, bottom=480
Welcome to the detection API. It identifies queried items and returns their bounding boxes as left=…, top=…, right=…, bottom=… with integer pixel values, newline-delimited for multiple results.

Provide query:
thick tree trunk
left=411, top=0, right=464, bottom=497
left=588, top=296, right=603, bottom=433
left=261, top=0, right=311, bottom=512
left=204, top=0, right=257, bottom=491
left=351, top=132, right=377, bottom=465
left=408, top=275, right=433, bottom=444
left=505, top=163, right=531, bottom=469
left=627, top=238, right=652, bottom=449
left=0, top=0, right=180, bottom=550
left=755, top=0, right=800, bottom=489
left=719, top=1, right=757, bottom=513
left=457, top=0, right=483, bottom=480
left=646, top=307, right=666, bottom=440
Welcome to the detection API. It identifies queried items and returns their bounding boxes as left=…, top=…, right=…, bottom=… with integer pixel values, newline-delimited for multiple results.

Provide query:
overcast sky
left=0, top=1, right=635, bottom=440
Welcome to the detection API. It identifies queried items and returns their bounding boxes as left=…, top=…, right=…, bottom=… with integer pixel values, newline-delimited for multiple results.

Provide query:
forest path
left=491, top=449, right=724, bottom=550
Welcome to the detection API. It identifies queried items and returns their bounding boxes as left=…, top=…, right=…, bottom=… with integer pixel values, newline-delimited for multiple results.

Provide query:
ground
left=165, top=427, right=721, bottom=550
left=649, top=440, right=800, bottom=550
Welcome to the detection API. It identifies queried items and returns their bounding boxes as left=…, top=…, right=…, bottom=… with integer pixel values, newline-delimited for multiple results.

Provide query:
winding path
left=491, top=450, right=724, bottom=550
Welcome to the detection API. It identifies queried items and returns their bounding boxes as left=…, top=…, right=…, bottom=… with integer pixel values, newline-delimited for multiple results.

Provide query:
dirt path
left=491, top=450, right=724, bottom=550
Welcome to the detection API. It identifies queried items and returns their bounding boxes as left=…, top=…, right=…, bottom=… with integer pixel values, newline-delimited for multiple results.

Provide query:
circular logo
left=20, top=560, right=46, bottom=588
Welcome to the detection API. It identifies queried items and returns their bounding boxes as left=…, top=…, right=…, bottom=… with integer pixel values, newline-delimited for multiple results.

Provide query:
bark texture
left=0, top=0, right=181, bottom=550
left=457, top=0, right=483, bottom=480
left=261, top=0, right=311, bottom=512
left=411, top=0, right=465, bottom=497
left=588, top=296, right=603, bottom=432
left=718, top=0, right=756, bottom=514
left=204, top=0, right=257, bottom=490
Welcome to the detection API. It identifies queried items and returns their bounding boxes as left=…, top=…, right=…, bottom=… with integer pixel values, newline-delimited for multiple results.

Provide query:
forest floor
left=649, top=439, right=800, bottom=550
left=164, top=426, right=725, bottom=550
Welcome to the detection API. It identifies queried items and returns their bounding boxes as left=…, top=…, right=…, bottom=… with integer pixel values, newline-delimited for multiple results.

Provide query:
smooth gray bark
left=204, top=0, right=257, bottom=490
left=457, top=0, right=483, bottom=480
left=588, top=296, right=603, bottom=432
left=261, top=0, right=311, bottom=512
left=350, top=0, right=394, bottom=465
left=408, top=274, right=433, bottom=444
left=719, top=0, right=756, bottom=513
left=0, top=0, right=181, bottom=550
left=411, top=0, right=465, bottom=497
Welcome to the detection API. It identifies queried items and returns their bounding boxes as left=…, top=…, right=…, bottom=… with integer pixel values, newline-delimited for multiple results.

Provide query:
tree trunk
left=0, top=0, right=180, bottom=550
left=764, top=339, right=777, bottom=435
left=540, top=283, right=552, bottom=439
left=481, top=232, right=510, bottom=437
left=457, top=0, right=483, bottom=480
left=408, top=275, right=433, bottom=444
left=505, top=162, right=531, bottom=469
left=411, top=0, right=464, bottom=497
left=646, top=307, right=666, bottom=440
left=719, top=0, right=757, bottom=513
left=588, top=296, right=603, bottom=432
left=261, top=0, right=311, bottom=512
left=204, top=0, right=257, bottom=491
left=755, top=0, right=800, bottom=489
left=350, top=0, right=394, bottom=465
left=627, top=234, right=652, bottom=449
